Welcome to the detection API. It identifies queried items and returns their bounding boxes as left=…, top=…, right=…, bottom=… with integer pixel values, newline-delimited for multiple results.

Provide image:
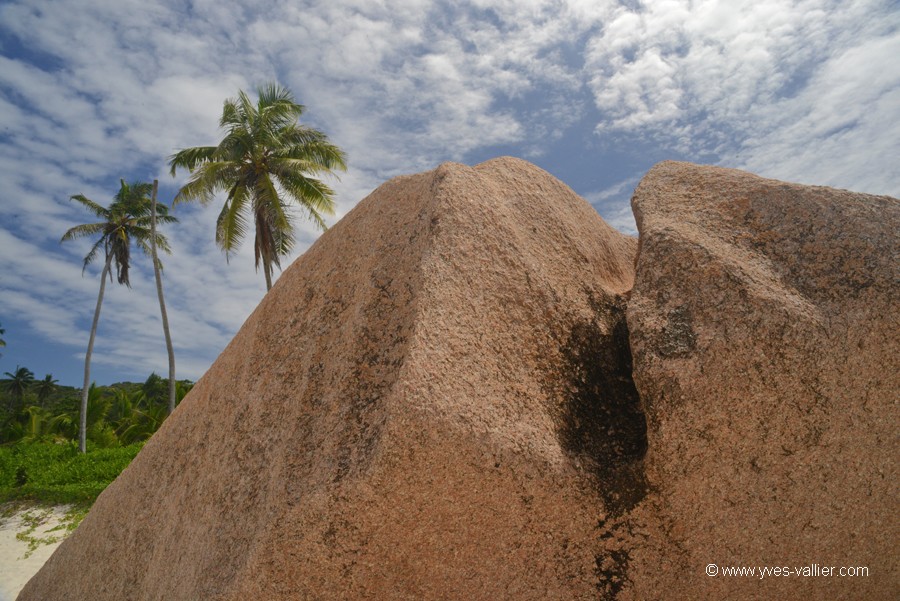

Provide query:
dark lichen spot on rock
left=657, top=305, right=697, bottom=358
left=555, top=295, right=649, bottom=517
left=595, top=548, right=632, bottom=600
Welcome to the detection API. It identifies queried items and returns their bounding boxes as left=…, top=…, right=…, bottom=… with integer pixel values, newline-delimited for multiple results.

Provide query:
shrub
left=0, top=440, right=144, bottom=506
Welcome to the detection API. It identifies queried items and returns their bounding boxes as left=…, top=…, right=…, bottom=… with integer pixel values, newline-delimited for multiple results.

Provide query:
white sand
left=0, top=506, right=71, bottom=601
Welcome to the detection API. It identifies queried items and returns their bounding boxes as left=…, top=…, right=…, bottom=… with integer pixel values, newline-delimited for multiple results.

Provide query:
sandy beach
left=0, top=506, right=70, bottom=601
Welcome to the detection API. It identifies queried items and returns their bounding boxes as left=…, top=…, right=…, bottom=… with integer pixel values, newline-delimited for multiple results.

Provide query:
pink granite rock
left=20, top=158, right=896, bottom=601
left=19, top=157, right=640, bottom=600
left=620, top=161, right=899, bottom=600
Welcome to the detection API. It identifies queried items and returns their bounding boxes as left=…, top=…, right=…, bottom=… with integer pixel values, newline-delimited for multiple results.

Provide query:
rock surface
left=19, top=158, right=898, bottom=601
left=18, top=157, right=641, bottom=600
left=620, top=161, right=899, bottom=600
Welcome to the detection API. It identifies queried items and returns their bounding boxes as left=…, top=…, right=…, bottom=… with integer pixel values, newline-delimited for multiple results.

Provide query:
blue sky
left=0, top=0, right=897, bottom=387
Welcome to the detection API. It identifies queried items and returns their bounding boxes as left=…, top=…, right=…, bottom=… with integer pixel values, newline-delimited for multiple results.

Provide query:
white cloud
left=0, top=0, right=896, bottom=383
left=583, top=0, right=900, bottom=195
left=733, top=32, right=900, bottom=194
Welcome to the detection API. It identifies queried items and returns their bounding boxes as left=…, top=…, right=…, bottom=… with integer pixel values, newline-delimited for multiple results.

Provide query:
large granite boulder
left=619, top=162, right=898, bottom=600
left=19, top=157, right=641, bottom=600
left=20, top=158, right=896, bottom=601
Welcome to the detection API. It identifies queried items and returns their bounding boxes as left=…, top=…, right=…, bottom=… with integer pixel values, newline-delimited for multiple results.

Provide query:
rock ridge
left=19, top=156, right=641, bottom=601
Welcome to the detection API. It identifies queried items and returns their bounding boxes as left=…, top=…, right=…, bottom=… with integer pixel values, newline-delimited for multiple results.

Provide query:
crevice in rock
left=556, top=294, right=648, bottom=518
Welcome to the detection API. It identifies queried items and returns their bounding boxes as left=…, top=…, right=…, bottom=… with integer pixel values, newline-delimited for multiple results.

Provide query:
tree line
left=5, top=82, right=346, bottom=453
left=0, top=367, right=193, bottom=447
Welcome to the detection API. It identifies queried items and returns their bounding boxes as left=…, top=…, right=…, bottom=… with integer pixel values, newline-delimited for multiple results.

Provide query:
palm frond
left=257, top=82, right=298, bottom=108
left=272, top=214, right=295, bottom=258
left=277, top=124, right=327, bottom=148
left=257, top=84, right=304, bottom=132
left=255, top=172, right=291, bottom=231
left=219, top=97, right=242, bottom=128
left=168, top=146, right=218, bottom=177
left=135, top=240, right=167, bottom=271
left=140, top=213, right=179, bottom=226
left=133, top=214, right=178, bottom=232
left=133, top=228, right=172, bottom=256
left=173, top=161, right=239, bottom=205
left=69, top=194, right=110, bottom=218
left=216, top=182, right=250, bottom=256
left=237, top=89, right=257, bottom=126
left=60, top=222, right=107, bottom=243
left=275, top=170, right=336, bottom=219
left=282, top=139, right=348, bottom=172
left=80, top=237, right=107, bottom=274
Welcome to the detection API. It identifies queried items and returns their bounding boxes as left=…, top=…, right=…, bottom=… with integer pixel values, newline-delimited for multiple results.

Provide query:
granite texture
left=18, top=157, right=639, bottom=600
left=19, top=158, right=897, bottom=600
left=618, top=161, right=899, bottom=600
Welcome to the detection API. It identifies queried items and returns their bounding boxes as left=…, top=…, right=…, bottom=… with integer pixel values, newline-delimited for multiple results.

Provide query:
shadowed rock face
left=620, top=162, right=899, bottom=600
left=18, top=157, right=641, bottom=601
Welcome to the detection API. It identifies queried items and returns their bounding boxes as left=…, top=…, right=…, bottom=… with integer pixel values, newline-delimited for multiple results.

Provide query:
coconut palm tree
left=169, top=82, right=347, bottom=290
left=2, top=365, right=34, bottom=412
left=62, top=180, right=177, bottom=452
left=119, top=401, right=168, bottom=445
left=22, top=405, right=52, bottom=441
left=35, top=374, right=58, bottom=405
left=0, top=322, right=6, bottom=357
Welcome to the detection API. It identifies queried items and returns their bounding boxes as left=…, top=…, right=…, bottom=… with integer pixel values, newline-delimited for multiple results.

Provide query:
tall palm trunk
left=80, top=253, right=113, bottom=453
left=151, top=180, right=177, bottom=414
left=263, top=262, right=273, bottom=291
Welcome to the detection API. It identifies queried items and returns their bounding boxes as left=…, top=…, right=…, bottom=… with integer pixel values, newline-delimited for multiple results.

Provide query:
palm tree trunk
left=151, top=180, right=177, bottom=414
left=80, top=253, right=112, bottom=453
left=264, top=261, right=273, bottom=291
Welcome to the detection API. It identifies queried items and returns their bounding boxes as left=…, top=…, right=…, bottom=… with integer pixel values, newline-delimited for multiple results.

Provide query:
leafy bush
left=0, top=441, right=144, bottom=506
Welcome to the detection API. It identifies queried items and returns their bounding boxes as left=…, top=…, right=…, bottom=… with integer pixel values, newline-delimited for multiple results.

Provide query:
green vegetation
left=169, top=82, right=348, bottom=290
left=0, top=373, right=191, bottom=550
left=8, top=505, right=88, bottom=558
left=0, top=371, right=192, bottom=448
left=0, top=442, right=144, bottom=556
left=0, top=441, right=144, bottom=506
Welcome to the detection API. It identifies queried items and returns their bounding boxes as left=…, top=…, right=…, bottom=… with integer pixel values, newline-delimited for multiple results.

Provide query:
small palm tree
left=169, top=82, right=347, bottom=290
left=109, top=388, right=138, bottom=433
left=0, top=321, right=6, bottom=357
left=111, top=387, right=169, bottom=444
left=62, top=180, right=177, bottom=452
left=35, top=374, right=58, bottom=405
left=2, top=366, right=34, bottom=412
left=22, top=405, right=52, bottom=441
left=84, top=383, right=118, bottom=448
left=119, top=402, right=168, bottom=445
